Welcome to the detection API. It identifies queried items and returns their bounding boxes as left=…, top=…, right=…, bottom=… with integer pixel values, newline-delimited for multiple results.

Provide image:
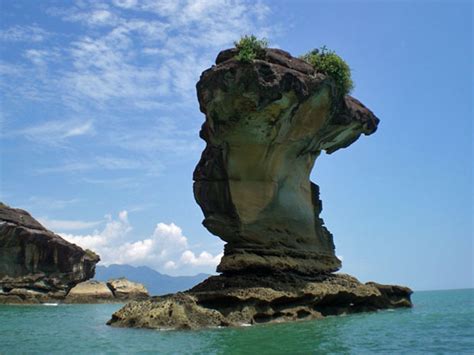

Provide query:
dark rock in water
left=65, top=278, right=149, bottom=303
left=193, top=48, right=378, bottom=275
left=107, top=273, right=412, bottom=330
left=108, top=47, right=411, bottom=330
left=0, top=202, right=100, bottom=303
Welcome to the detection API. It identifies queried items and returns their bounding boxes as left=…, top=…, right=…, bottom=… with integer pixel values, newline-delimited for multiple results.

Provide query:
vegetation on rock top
left=233, top=35, right=353, bottom=96
left=234, top=35, right=268, bottom=62
left=300, top=46, right=354, bottom=95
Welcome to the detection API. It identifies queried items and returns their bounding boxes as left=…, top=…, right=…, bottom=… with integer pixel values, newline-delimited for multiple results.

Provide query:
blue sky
left=0, top=0, right=472, bottom=290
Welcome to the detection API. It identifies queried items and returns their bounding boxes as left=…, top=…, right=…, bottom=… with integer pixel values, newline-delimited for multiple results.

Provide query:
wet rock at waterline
left=108, top=273, right=412, bottom=330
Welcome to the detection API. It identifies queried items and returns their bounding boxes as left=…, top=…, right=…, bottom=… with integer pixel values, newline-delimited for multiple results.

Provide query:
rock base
left=65, top=278, right=149, bottom=304
left=0, top=278, right=149, bottom=304
left=107, top=273, right=412, bottom=330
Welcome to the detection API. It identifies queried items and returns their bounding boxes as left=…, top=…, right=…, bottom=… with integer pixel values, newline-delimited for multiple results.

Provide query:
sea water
left=0, top=289, right=472, bottom=354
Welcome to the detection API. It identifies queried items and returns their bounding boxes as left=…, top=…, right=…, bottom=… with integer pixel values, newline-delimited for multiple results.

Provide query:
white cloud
left=38, top=217, right=103, bottom=231
left=17, top=0, right=273, bottom=109
left=112, top=0, right=138, bottom=9
left=0, top=25, right=50, bottom=42
left=24, top=49, right=51, bottom=67
left=19, top=119, right=94, bottom=146
left=60, top=211, right=222, bottom=275
left=164, top=260, right=177, bottom=270
left=60, top=210, right=131, bottom=252
left=180, top=250, right=223, bottom=267
left=0, top=1, right=276, bottom=187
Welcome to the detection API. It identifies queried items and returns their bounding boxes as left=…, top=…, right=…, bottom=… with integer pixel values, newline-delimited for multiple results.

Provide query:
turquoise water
left=1, top=289, right=472, bottom=354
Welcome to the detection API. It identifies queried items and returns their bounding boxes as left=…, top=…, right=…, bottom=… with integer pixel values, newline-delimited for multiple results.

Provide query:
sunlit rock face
left=0, top=203, right=100, bottom=303
left=194, top=48, right=379, bottom=275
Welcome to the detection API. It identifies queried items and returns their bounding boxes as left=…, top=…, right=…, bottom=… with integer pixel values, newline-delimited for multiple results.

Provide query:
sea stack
left=194, top=48, right=378, bottom=275
left=108, top=48, right=412, bottom=330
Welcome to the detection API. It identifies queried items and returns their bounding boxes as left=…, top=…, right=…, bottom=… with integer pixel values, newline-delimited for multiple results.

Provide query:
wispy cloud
left=18, top=119, right=94, bottom=146
left=4, top=0, right=273, bottom=111
left=27, top=196, right=81, bottom=210
left=1, top=0, right=276, bottom=186
left=39, top=217, right=103, bottom=231
left=36, top=156, right=165, bottom=178
left=0, top=25, right=50, bottom=42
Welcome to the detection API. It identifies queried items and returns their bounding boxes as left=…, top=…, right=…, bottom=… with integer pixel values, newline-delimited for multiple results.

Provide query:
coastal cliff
left=0, top=203, right=150, bottom=304
left=0, top=203, right=99, bottom=303
left=108, top=46, right=412, bottom=330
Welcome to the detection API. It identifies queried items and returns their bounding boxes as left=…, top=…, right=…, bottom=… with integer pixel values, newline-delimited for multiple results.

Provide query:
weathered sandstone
left=193, top=48, right=378, bottom=274
left=107, top=278, right=149, bottom=300
left=65, top=278, right=149, bottom=303
left=0, top=203, right=100, bottom=304
left=108, top=273, right=412, bottom=330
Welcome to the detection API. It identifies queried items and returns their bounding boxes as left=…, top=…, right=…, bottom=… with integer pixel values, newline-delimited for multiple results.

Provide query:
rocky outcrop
left=108, top=273, right=412, bottom=330
left=66, top=280, right=114, bottom=303
left=65, top=278, right=149, bottom=303
left=193, top=48, right=379, bottom=275
left=107, top=278, right=149, bottom=300
left=107, top=47, right=411, bottom=330
left=0, top=203, right=100, bottom=303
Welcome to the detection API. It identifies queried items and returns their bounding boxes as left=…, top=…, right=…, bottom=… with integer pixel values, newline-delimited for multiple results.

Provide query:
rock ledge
left=107, top=273, right=412, bottom=330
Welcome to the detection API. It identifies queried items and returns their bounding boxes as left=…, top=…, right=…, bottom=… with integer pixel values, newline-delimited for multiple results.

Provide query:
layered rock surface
left=0, top=203, right=99, bottom=303
left=108, top=273, right=412, bottom=330
left=65, top=278, right=149, bottom=303
left=193, top=48, right=379, bottom=274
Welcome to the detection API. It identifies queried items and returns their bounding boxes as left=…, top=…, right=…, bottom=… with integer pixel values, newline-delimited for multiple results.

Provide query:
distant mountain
left=94, top=264, right=210, bottom=296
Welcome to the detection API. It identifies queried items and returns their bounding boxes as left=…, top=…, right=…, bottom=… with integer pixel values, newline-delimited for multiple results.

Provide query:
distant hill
left=94, top=264, right=210, bottom=296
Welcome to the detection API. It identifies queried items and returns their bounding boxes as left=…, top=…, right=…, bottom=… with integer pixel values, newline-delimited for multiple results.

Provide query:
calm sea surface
left=1, top=289, right=472, bottom=354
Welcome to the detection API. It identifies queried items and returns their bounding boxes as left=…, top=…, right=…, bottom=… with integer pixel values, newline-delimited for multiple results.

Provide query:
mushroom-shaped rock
left=107, top=48, right=412, bottom=331
left=194, top=48, right=379, bottom=275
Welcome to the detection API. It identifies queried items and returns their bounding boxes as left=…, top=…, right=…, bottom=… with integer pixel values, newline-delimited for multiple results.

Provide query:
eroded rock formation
left=193, top=48, right=378, bottom=274
left=0, top=203, right=100, bottom=303
left=109, top=273, right=412, bottom=330
left=65, top=278, right=149, bottom=303
left=108, top=48, right=411, bottom=330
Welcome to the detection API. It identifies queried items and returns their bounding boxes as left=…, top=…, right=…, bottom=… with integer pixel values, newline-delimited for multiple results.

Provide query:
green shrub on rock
left=300, top=46, right=354, bottom=95
left=234, top=35, right=268, bottom=62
